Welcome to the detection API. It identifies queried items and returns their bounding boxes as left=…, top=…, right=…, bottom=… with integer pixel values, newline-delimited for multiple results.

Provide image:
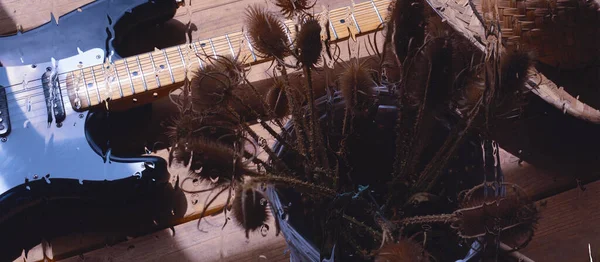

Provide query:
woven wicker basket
left=426, top=0, right=600, bottom=123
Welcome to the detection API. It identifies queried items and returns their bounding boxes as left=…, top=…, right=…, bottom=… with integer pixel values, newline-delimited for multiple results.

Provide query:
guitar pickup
left=42, top=68, right=66, bottom=126
left=0, top=87, right=10, bottom=137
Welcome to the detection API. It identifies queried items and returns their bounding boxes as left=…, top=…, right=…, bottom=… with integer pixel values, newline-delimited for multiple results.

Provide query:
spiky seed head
left=274, top=0, right=316, bottom=19
left=266, top=79, right=289, bottom=118
left=375, top=240, right=432, bottom=262
left=171, top=138, right=248, bottom=184
left=190, top=56, right=244, bottom=112
left=166, top=112, right=201, bottom=142
left=245, top=5, right=290, bottom=59
left=339, top=58, right=375, bottom=110
left=451, top=183, right=539, bottom=249
left=387, top=0, right=425, bottom=62
left=232, top=186, right=269, bottom=238
left=296, top=18, right=322, bottom=67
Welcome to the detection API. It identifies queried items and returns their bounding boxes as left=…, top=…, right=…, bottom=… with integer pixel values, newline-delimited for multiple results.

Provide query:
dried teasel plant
left=162, top=0, right=540, bottom=259
left=273, top=0, right=316, bottom=19
left=232, top=185, right=270, bottom=238
left=245, top=5, right=291, bottom=60
left=397, top=183, right=540, bottom=250
left=266, top=78, right=290, bottom=119
left=296, top=17, right=322, bottom=67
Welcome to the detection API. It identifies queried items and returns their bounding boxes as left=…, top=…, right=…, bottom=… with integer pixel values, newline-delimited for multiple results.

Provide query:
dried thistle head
left=296, top=17, right=322, bottom=67
left=245, top=5, right=290, bottom=59
left=375, top=240, right=432, bottom=262
left=191, top=69, right=233, bottom=113
left=386, top=0, right=425, bottom=62
left=166, top=112, right=201, bottom=142
left=232, top=186, right=269, bottom=238
left=172, top=138, right=248, bottom=184
left=274, top=0, right=316, bottom=19
left=451, top=183, right=539, bottom=249
left=266, top=78, right=289, bottom=118
left=498, top=48, right=532, bottom=101
left=339, top=58, right=375, bottom=110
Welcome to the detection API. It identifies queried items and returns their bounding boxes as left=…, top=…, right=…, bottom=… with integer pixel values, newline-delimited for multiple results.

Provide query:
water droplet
left=194, top=167, right=203, bottom=174
left=260, top=224, right=269, bottom=237
left=79, top=179, right=84, bottom=185
left=260, top=198, right=267, bottom=206
left=25, top=186, right=31, bottom=190
left=280, top=212, right=288, bottom=221
left=33, top=174, right=38, bottom=179
left=258, top=255, right=268, bottom=260
left=169, top=226, right=176, bottom=236
left=144, top=147, right=152, bottom=154
left=74, top=98, right=82, bottom=109
left=210, top=176, right=220, bottom=184
left=133, top=172, right=141, bottom=178
left=145, top=162, right=156, bottom=169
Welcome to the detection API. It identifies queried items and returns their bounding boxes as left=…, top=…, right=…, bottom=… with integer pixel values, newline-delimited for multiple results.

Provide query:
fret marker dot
left=87, top=83, right=93, bottom=88
left=159, top=65, right=165, bottom=69
left=340, top=19, right=345, bottom=23
left=132, top=71, right=138, bottom=76
left=200, top=43, right=206, bottom=47
left=153, top=92, right=158, bottom=97
left=133, top=98, right=138, bottom=103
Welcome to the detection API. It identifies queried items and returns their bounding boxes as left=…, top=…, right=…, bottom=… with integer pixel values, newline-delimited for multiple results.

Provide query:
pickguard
left=0, top=49, right=167, bottom=197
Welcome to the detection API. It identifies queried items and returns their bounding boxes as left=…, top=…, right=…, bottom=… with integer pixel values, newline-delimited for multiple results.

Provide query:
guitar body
left=0, top=1, right=186, bottom=260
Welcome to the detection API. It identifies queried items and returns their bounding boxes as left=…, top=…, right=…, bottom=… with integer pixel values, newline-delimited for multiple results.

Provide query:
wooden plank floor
left=3, top=0, right=600, bottom=261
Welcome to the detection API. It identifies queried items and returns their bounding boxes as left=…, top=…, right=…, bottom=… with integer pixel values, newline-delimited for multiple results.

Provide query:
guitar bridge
left=0, top=87, right=11, bottom=137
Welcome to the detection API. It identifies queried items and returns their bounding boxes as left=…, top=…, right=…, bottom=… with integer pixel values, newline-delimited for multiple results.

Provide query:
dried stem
left=250, top=175, right=336, bottom=196
left=398, top=213, right=457, bottom=226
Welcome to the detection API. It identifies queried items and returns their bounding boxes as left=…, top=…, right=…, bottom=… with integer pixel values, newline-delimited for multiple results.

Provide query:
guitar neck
left=65, top=0, right=391, bottom=111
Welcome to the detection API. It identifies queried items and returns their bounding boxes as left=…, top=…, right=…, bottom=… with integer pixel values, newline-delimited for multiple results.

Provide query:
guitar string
left=8, top=20, right=384, bottom=124
left=2, top=2, right=385, bottom=98
left=3, top=4, right=383, bottom=101
left=4, top=5, right=386, bottom=123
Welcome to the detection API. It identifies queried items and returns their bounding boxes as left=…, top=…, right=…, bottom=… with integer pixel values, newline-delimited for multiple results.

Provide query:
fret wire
left=101, top=63, right=110, bottom=100
left=349, top=7, right=361, bottom=33
left=329, top=17, right=339, bottom=39
left=136, top=56, right=148, bottom=92
left=192, top=42, right=205, bottom=69
left=113, top=64, right=124, bottom=98
left=176, top=46, right=187, bottom=72
left=49, top=0, right=390, bottom=109
left=123, top=59, right=136, bottom=95
left=149, top=53, right=161, bottom=87
left=225, top=34, right=235, bottom=57
left=243, top=32, right=258, bottom=62
left=90, top=66, right=102, bottom=103
left=371, top=0, right=384, bottom=23
left=80, top=68, right=92, bottom=106
left=209, top=38, right=218, bottom=58
left=162, top=49, right=176, bottom=84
